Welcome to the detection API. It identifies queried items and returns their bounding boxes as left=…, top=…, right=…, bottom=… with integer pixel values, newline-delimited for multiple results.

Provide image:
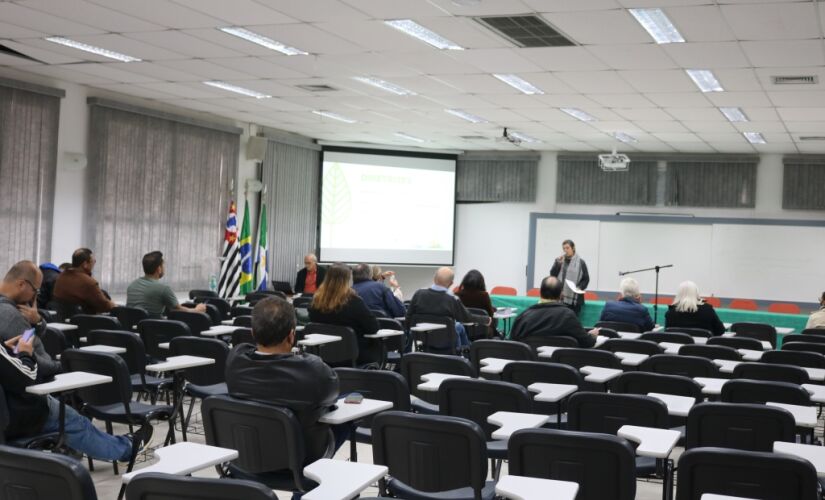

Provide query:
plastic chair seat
left=635, top=456, right=658, bottom=477
left=226, top=462, right=318, bottom=492
left=130, top=374, right=173, bottom=391
left=388, top=478, right=497, bottom=500
left=184, top=382, right=228, bottom=399
left=411, top=398, right=440, bottom=415
left=84, top=401, right=174, bottom=424
left=354, top=426, right=372, bottom=444
left=485, top=439, right=508, bottom=459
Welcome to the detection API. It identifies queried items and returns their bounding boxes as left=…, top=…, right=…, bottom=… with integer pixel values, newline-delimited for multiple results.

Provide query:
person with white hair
left=598, top=277, right=655, bottom=332
left=665, top=281, right=725, bottom=336
left=294, top=253, right=326, bottom=295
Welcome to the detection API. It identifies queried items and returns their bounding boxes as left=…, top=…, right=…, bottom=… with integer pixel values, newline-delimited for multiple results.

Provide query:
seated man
left=807, top=291, right=825, bottom=329
left=126, top=251, right=206, bottom=319
left=225, top=296, right=347, bottom=468
left=510, top=276, right=599, bottom=347
left=294, top=253, right=325, bottom=295
left=599, top=277, right=655, bottom=332
left=52, top=248, right=116, bottom=314
left=351, top=263, right=405, bottom=318
left=406, top=267, right=490, bottom=349
left=0, top=261, right=148, bottom=461
left=36, top=263, right=61, bottom=310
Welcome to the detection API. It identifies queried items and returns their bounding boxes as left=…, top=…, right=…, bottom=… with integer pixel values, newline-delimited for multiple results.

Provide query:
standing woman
left=549, top=239, right=590, bottom=315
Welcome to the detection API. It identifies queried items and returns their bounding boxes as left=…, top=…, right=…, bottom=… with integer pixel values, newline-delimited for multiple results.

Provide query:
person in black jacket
left=510, top=276, right=599, bottom=347
left=665, top=281, right=726, bottom=336
left=226, top=296, right=345, bottom=464
left=0, top=261, right=146, bottom=460
left=308, top=263, right=380, bottom=364
left=294, top=253, right=326, bottom=295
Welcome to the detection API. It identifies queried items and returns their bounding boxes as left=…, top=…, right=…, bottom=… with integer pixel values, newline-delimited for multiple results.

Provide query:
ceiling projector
left=598, top=152, right=630, bottom=171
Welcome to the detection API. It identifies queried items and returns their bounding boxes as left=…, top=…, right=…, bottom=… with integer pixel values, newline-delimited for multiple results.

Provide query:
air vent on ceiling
left=798, top=136, right=825, bottom=141
left=296, top=84, right=338, bottom=92
left=475, top=15, right=576, bottom=48
left=772, top=75, right=818, bottom=85
left=460, top=135, right=487, bottom=140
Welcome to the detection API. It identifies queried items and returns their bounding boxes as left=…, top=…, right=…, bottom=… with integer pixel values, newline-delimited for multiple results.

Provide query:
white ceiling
left=2, top=0, right=825, bottom=153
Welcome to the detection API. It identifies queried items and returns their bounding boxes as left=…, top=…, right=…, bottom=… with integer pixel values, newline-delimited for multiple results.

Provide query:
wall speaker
left=246, top=136, right=268, bottom=162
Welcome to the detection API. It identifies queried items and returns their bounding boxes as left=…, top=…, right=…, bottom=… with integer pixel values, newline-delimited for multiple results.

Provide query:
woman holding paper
left=549, top=239, right=590, bottom=315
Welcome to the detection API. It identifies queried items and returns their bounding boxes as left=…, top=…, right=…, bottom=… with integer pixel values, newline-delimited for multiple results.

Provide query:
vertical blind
left=456, top=153, right=538, bottom=202
left=86, top=103, right=240, bottom=293
left=0, top=81, right=61, bottom=271
left=665, top=160, right=757, bottom=208
left=261, top=139, right=321, bottom=284
left=782, top=156, right=825, bottom=210
left=557, top=156, right=658, bottom=205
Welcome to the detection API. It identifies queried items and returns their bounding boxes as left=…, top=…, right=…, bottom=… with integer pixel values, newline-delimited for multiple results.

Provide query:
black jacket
left=37, top=266, right=61, bottom=310
left=665, top=303, right=726, bottom=336
left=406, top=288, right=488, bottom=325
left=308, top=294, right=380, bottom=363
left=0, top=342, right=48, bottom=440
left=294, top=266, right=326, bottom=294
left=510, top=301, right=596, bottom=347
left=225, top=344, right=339, bottom=464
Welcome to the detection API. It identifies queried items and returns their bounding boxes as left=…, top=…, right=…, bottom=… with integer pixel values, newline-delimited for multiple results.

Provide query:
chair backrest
left=595, top=321, right=641, bottom=333
left=302, top=323, right=359, bottom=367
left=371, top=411, right=488, bottom=499
left=599, top=339, right=664, bottom=356
left=685, top=402, right=795, bottom=451
left=597, top=328, right=619, bottom=339
left=137, top=319, right=192, bottom=360
left=732, top=362, right=810, bottom=384
left=201, top=303, right=223, bottom=325
left=501, top=361, right=583, bottom=388
left=231, top=327, right=254, bottom=346
left=400, top=353, right=476, bottom=404
left=125, top=473, right=278, bottom=500
left=232, top=315, right=252, bottom=327
left=111, top=306, right=149, bottom=331
left=438, top=378, right=532, bottom=438
left=201, top=395, right=306, bottom=488
left=189, top=289, right=218, bottom=300
left=41, top=326, right=69, bottom=359
left=71, top=314, right=123, bottom=339
left=201, top=297, right=231, bottom=320
left=721, top=379, right=811, bottom=405
left=520, top=335, right=578, bottom=352
left=782, top=342, right=825, bottom=356
left=707, top=335, right=765, bottom=351
left=762, top=349, right=825, bottom=368
left=464, top=307, right=491, bottom=342
left=334, top=367, right=411, bottom=428
left=612, top=372, right=703, bottom=402
left=167, top=310, right=212, bottom=336
left=784, top=333, right=825, bottom=345
left=469, top=339, right=535, bottom=374
left=639, top=332, right=695, bottom=345
left=87, top=329, right=147, bottom=375
left=728, top=299, right=758, bottom=311
left=768, top=302, right=801, bottom=314
left=665, top=326, right=713, bottom=338
left=49, top=300, right=82, bottom=323
left=508, top=428, right=636, bottom=500
left=169, top=336, right=229, bottom=386
left=0, top=444, right=98, bottom=500
left=678, top=344, right=742, bottom=361
left=567, top=392, right=668, bottom=434
left=639, top=354, right=719, bottom=378
left=802, top=328, right=825, bottom=336
left=550, top=348, right=622, bottom=370
left=230, top=305, right=254, bottom=318
left=730, top=322, right=777, bottom=347
left=676, top=447, right=819, bottom=500
left=526, top=288, right=540, bottom=297
left=376, top=317, right=406, bottom=354
left=292, top=296, right=312, bottom=309
left=490, top=286, right=517, bottom=296
left=406, top=314, right=457, bottom=355
left=60, top=349, right=133, bottom=410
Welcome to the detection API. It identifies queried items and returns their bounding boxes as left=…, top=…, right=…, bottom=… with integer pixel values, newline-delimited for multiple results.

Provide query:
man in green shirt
left=126, top=251, right=206, bottom=319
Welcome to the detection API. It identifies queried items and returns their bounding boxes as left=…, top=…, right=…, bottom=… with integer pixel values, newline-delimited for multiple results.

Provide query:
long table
left=491, top=296, right=809, bottom=344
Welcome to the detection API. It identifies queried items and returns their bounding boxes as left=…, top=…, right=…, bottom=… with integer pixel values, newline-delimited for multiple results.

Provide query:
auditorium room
left=3, top=0, right=825, bottom=499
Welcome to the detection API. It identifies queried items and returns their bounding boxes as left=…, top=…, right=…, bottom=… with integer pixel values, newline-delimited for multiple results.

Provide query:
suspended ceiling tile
left=519, top=47, right=611, bottom=71
left=541, top=9, right=650, bottom=45
left=720, top=2, right=820, bottom=41
left=88, top=0, right=226, bottom=29
left=125, top=31, right=242, bottom=59
left=170, top=0, right=298, bottom=25
left=586, top=45, right=679, bottom=70
left=663, top=42, right=750, bottom=69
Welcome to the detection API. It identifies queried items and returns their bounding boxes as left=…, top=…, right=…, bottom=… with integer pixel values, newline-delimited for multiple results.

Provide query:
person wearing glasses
left=53, top=248, right=116, bottom=314
left=0, top=261, right=61, bottom=377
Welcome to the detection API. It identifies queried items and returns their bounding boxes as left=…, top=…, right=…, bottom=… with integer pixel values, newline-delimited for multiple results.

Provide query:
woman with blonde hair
left=665, top=281, right=725, bottom=336
left=309, top=263, right=380, bottom=363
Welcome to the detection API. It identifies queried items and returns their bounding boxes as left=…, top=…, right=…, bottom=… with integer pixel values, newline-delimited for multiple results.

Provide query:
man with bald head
left=510, top=276, right=598, bottom=347
left=406, top=267, right=490, bottom=349
left=294, top=253, right=326, bottom=295
left=0, top=261, right=61, bottom=377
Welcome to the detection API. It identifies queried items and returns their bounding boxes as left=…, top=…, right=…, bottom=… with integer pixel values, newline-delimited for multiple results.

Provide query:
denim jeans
left=455, top=321, right=470, bottom=348
left=40, top=396, right=133, bottom=461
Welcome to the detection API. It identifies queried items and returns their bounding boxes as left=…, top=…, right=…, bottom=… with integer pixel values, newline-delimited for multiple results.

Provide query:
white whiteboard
left=532, top=216, right=825, bottom=302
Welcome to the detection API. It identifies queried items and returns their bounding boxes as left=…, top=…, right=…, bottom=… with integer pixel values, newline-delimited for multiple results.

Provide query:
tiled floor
left=90, top=402, right=669, bottom=500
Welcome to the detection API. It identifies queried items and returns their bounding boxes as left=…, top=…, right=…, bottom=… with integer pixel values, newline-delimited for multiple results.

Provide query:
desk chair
left=782, top=342, right=825, bottom=356
left=231, top=327, right=254, bottom=346
left=0, top=444, right=97, bottom=500
left=189, top=289, right=218, bottom=300
left=407, top=313, right=459, bottom=355
left=302, top=323, right=361, bottom=367
left=685, top=402, right=795, bottom=452
left=640, top=354, right=720, bottom=378
left=707, top=335, right=765, bottom=351
left=71, top=314, right=123, bottom=347
left=679, top=344, right=742, bottom=361
left=137, top=319, right=191, bottom=361
left=168, top=310, right=212, bottom=336
left=721, top=379, right=811, bottom=406
left=375, top=317, right=407, bottom=368
left=520, top=335, right=578, bottom=353
left=112, top=306, right=149, bottom=331
left=469, top=339, right=535, bottom=380
left=784, top=333, right=825, bottom=345
left=665, top=327, right=713, bottom=339
left=550, top=348, right=623, bottom=391
left=599, top=339, right=664, bottom=356
left=596, top=321, right=641, bottom=333
left=169, top=337, right=229, bottom=441
left=125, top=473, right=278, bottom=500
left=502, top=361, right=582, bottom=427
left=730, top=322, right=777, bottom=348
left=640, top=332, right=695, bottom=345
left=42, top=326, right=70, bottom=360
left=732, top=362, right=810, bottom=385
left=400, top=352, right=476, bottom=414
left=762, top=350, right=825, bottom=368
left=232, top=315, right=252, bottom=327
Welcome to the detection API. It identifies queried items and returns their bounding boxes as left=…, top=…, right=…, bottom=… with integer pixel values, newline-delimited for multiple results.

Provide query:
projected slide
left=319, top=149, right=456, bottom=265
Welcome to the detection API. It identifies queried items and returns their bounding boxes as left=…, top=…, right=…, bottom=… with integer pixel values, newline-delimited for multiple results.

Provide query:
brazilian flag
left=238, top=200, right=254, bottom=295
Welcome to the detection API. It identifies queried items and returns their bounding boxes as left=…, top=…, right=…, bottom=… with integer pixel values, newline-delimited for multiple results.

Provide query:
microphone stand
left=618, top=264, right=674, bottom=325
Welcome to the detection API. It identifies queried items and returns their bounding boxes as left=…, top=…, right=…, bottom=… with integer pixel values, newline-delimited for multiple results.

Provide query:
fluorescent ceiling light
left=613, top=132, right=638, bottom=144
left=353, top=77, right=416, bottom=96
left=312, top=110, right=357, bottom=123
left=203, top=81, right=271, bottom=99
left=394, top=132, right=425, bottom=143
left=719, top=107, right=748, bottom=123
left=629, top=8, right=684, bottom=44
left=219, top=27, right=308, bottom=56
left=445, top=108, right=487, bottom=123
left=743, top=132, right=766, bottom=144
left=493, top=74, right=544, bottom=95
left=560, top=108, right=596, bottom=122
left=384, top=19, right=464, bottom=50
left=45, top=36, right=141, bottom=62
left=509, top=131, right=541, bottom=143
left=686, top=69, right=724, bottom=92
